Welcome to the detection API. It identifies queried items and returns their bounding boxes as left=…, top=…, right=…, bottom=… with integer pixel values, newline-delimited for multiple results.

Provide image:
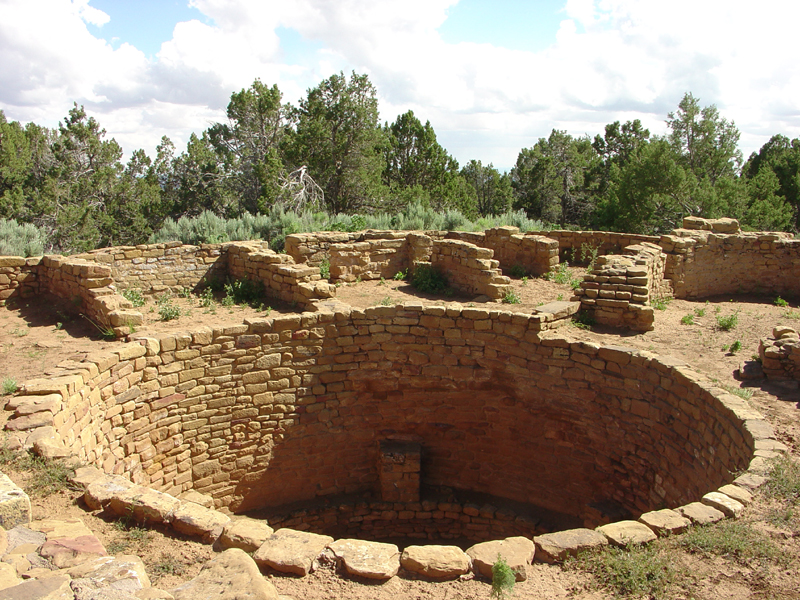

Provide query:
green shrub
left=716, top=312, right=739, bottom=331
left=2, top=377, right=18, bottom=395
left=198, top=288, right=215, bottom=307
left=121, top=288, right=146, bottom=308
left=764, top=454, right=800, bottom=505
left=680, top=314, right=694, bottom=325
left=501, top=290, right=521, bottom=304
left=491, top=555, right=516, bottom=599
left=651, top=297, right=671, bottom=310
left=223, top=278, right=264, bottom=306
left=730, top=340, right=742, bottom=353
left=158, top=303, right=181, bottom=321
left=570, top=544, right=676, bottom=598
left=0, top=219, right=47, bottom=257
left=679, top=519, right=779, bottom=564
left=393, top=269, right=407, bottom=281
left=775, top=296, right=789, bottom=307
left=319, top=259, right=330, bottom=280
left=411, top=264, right=448, bottom=294
left=508, top=264, right=527, bottom=278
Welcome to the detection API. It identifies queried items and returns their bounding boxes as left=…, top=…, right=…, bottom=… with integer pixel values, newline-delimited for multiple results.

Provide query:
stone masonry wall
left=329, top=239, right=409, bottom=282
left=481, top=227, right=559, bottom=276
left=76, top=242, right=227, bottom=295
left=5, top=305, right=760, bottom=531
left=428, top=240, right=512, bottom=299
left=530, top=230, right=661, bottom=263
left=0, top=257, right=41, bottom=300
left=575, top=242, right=670, bottom=332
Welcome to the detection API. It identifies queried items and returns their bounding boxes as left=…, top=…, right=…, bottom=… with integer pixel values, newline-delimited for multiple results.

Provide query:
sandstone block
left=596, top=521, right=657, bottom=546
left=0, top=573, right=73, bottom=600
left=327, top=539, right=400, bottom=580
left=701, top=492, right=744, bottom=518
left=0, top=562, right=22, bottom=591
left=466, top=536, right=534, bottom=581
left=220, top=518, right=273, bottom=553
left=637, top=509, right=691, bottom=536
left=717, top=484, right=753, bottom=506
left=400, top=545, right=470, bottom=579
left=0, top=474, right=31, bottom=529
left=253, top=529, right=333, bottom=576
left=171, top=502, right=230, bottom=542
left=533, top=528, right=608, bottom=563
left=84, top=476, right=136, bottom=511
left=107, top=487, right=181, bottom=525
left=68, top=554, right=151, bottom=594
left=171, top=549, right=278, bottom=600
left=39, top=534, right=107, bottom=568
left=677, top=502, right=725, bottom=525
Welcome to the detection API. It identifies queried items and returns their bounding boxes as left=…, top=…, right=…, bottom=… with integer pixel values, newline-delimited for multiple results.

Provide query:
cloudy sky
left=2, top=0, right=798, bottom=171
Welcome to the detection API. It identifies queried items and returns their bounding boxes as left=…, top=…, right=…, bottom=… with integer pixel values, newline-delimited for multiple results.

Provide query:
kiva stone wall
left=0, top=257, right=41, bottom=300
left=529, top=230, right=661, bottom=263
left=471, top=227, right=559, bottom=276
left=5, top=305, right=763, bottom=533
left=427, top=240, right=512, bottom=299
left=574, top=242, right=670, bottom=331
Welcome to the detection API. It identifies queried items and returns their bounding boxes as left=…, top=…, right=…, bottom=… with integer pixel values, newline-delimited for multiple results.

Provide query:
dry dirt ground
left=0, top=269, right=799, bottom=600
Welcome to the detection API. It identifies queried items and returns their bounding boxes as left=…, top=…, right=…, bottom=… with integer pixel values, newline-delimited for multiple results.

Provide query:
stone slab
left=219, top=518, right=273, bottom=553
left=68, top=555, right=151, bottom=593
left=677, top=502, right=725, bottom=525
left=717, top=484, right=753, bottom=506
left=327, top=539, right=400, bottom=580
left=466, top=536, right=534, bottom=582
left=533, top=528, right=608, bottom=563
left=400, top=545, right=470, bottom=579
left=596, top=520, right=657, bottom=546
left=39, top=534, right=107, bottom=568
left=171, top=548, right=278, bottom=600
left=171, top=502, right=230, bottom=542
left=0, top=474, right=31, bottom=529
left=702, top=492, right=744, bottom=518
left=637, top=509, right=691, bottom=536
left=253, top=529, right=333, bottom=576
left=84, top=476, right=136, bottom=511
left=0, top=573, right=73, bottom=600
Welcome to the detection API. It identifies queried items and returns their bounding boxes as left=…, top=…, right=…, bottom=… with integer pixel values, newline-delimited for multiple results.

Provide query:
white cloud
left=1, top=0, right=799, bottom=168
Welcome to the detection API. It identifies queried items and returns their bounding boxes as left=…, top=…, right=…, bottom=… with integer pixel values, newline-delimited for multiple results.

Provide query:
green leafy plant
left=521, top=276, right=528, bottom=286
left=378, top=276, right=386, bottom=286
left=651, top=297, right=671, bottom=310
left=680, top=314, right=694, bottom=325
left=775, top=296, right=789, bottom=307
left=694, top=303, right=707, bottom=317
left=393, top=269, right=407, bottom=281
left=2, top=377, right=18, bottom=395
left=0, top=450, right=79, bottom=497
left=509, top=264, right=527, bottom=278
left=319, top=259, right=330, bottom=280
left=158, top=302, right=181, bottom=321
left=178, top=287, right=192, bottom=299
left=491, top=555, right=516, bottom=599
left=721, top=384, right=754, bottom=399
left=502, top=290, right=521, bottom=304
left=411, top=264, right=448, bottom=294
left=378, top=296, right=394, bottom=306
left=716, top=311, right=739, bottom=331
left=121, top=288, right=146, bottom=307
left=198, top=288, right=215, bottom=308
left=729, top=340, right=742, bottom=353
left=572, top=312, right=596, bottom=330
left=223, top=278, right=265, bottom=306
left=580, top=242, right=600, bottom=271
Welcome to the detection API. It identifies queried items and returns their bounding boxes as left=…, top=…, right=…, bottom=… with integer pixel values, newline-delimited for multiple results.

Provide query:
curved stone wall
left=8, top=304, right=760, bottom=537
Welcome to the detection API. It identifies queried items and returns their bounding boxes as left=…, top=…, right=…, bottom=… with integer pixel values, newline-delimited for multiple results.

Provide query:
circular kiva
left=6, top=304, right=770, bottom=553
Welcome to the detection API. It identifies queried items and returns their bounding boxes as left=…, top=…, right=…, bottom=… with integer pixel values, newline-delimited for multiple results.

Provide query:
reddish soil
left=1, top=270, right=799, bottom=599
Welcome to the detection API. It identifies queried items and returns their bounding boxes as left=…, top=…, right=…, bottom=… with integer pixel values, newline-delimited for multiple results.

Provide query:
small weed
left=378, top=276, right=386, bottom=286
left=221, top=295, right=235, bottom=308
left=156, top=291, right=173, bottom=306
left=509, top=264, right=527, bottom=278
left=714, top=305, right=722, bottom=314
left=2, top=377, right=18, bottom=395
left=411, top=264, right=448, bottom=294
left=729, top=340, right=742, bottom=353
left=502, top=290, right=521, bottom=304
left=694, top=304, right=707, bottom=317
left=11, top=327, right=28, bottom=337
left=158, top=302, right=181, bottom=322
left=763, top=454, right=800, bottom=505
left=178, top=287, right=192, bottom=299
left=198, top=288, right=215, bottom=308
left=378, top=296, right=394, bottom=307
left=651, top=297, right=671, bottom=310
left=393, top=269, right=407, bottom=281
left=55, top=322, right=63, bottom=330
left=775, top=296, right=789, bottom=307
left=0, top=449, right=79, bottom=497
left=521, top=276, right=528, bottom=286
left=721, top=384, right=754, bottom=399
left=319, top=259, right=330, bottom=280
left=491, top=555, right=516, bottom=600
left=85, top=318, right=116, bottom=340
left=224, top=278, right=264, bottom=306
left=580, top=242, right=600, bottom=271
left=767, top=505, right=796, bottom=529
left=150, top=553, right=186, bottom=580
left=122, top=288, right=145, bottom=308
left=556, top=293, right=564, bottom=301
left=784, top=310, right=800, bottom=320
left=716, top=311, right=739, bottom=331
left=680, top=314, right=694, bottom=325
left=679, top=519, right=780, bottom=565
left=544, top=262, right=580, bottom=288
left=568, top=543, right=676, bottom=599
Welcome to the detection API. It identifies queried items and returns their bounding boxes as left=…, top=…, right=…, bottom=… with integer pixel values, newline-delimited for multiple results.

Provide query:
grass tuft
left=679, top=519, right=779, bottom=564
left=491, top=555, right=516, bottom=599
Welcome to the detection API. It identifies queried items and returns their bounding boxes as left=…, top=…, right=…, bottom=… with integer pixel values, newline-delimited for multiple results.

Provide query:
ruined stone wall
left=575, top=242, right=669, bottom=331
left=479, top=227, right=559, bottom=276
left=661, top=229, right=800, bottom=299
left=7, top=305, right=760, bottom=530
left=287, top=231, right=438, bottom=269
left=428, top=240, right=512, bottom=299
left=530, top=230, right=660, bottom=263
left=226, top=243, right=336, bottom=309
left=0, top=257, right=41, bottom=300
left=76, top=242, right=227, bottom=294
left=328, top=239, right=409, bottom=282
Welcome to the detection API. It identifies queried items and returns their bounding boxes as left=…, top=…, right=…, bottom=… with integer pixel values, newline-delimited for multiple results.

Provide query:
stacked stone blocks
left=428, top=239, right=512, bottom=299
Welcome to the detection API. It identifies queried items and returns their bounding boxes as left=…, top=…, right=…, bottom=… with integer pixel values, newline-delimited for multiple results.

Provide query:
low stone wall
left=575, top=242, right=669, bottom=331
left=759, top=326, right=800, bottom=379
left=76, top=242, right=226, bottom=295
left=5, top=304, right=764, bottom=535
left=226, top=243, right=336, bottom=308
left=329, top=239, right=409, bottom=282
left=481, top=227, right=559, bottom=276
left=529, top=230, right=660, bottom=263
left=0, top=257, right=41, bottom=300
left=287, top=231, right=438, bottom=269
left=428, top=240, right=512, bottom=299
